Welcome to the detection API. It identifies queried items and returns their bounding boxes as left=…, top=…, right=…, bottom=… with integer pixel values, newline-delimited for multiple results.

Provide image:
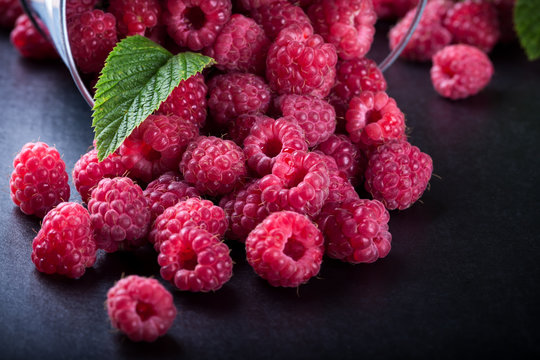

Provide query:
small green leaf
left=92, top=35, right=215, bottom=161
left=515, top=0, right=540, bottom=60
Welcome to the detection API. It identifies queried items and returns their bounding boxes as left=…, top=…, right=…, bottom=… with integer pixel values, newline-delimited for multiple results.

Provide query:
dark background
left=1, top=25, right=539, bottom=360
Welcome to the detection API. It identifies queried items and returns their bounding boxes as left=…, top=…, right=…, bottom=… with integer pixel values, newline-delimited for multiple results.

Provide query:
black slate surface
left=1, top=28, right=539, bottom=360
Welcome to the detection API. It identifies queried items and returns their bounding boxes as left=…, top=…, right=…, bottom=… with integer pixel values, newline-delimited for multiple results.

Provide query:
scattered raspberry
left=31, top=202, right=97, bottom=278
left=372, top=0, right=418, bottom=20
left=68, top=9, right=118, bottom=73
left=364, top=139, right=433, bottom=210
left=163, top=0, right=232, bottom=51
left=245, top=211, right=324, bottom=287
left=207, top=72, right=271, bottom=125
left=244, top=116, right=308, bottom=177
left=88, top=177, right=151, bottom=252
left=251, top=1, right=311, bottom=40
left=313, top=151, right=360, bottom=203
left=227, top=113, right=273, bottom=146
left=238, top=0, right=280, bottom=11
left=66, top=0, right=98, bottom=20
left=430, top=44, right=494, bottom=100
left=119, top=114, right=199, bottom=183
left=494, top=0, right=516, bottom=43
left=106, top=276, right=177, bottom=342
left=10, top=142, right=70, bottom=218
left=266, top=23, right=337, bottom=98
left=0, top=0, right=23, bottom=28
left=316, top=199, right=391, bottom=263
left=308, top=0, right=376, bottom=60
left=108, top=0, right=161, bottom=37
left=10, top=15, right=58, bottom=59
left=315, top=134, right=364, bottom=185
left=443, top=0, right=500, bottom=53
left=158, top=227, right=233, bottom=291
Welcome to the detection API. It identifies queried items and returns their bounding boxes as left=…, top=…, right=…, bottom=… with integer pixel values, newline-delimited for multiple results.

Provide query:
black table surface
left=1, top=28, right=539, bottom=360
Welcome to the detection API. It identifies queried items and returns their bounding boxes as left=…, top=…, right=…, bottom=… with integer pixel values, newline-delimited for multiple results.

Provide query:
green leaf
left=515, top=0, right=540, bottom=60
left=92, top=35, right=215, bottom=161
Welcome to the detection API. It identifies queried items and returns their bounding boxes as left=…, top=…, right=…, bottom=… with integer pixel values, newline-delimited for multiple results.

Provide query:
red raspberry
left=31, top=202, right=97, bottom=278
left=227, top=113, right=273, bottom=146
left=372, top=0, right=418, bottom=20
left=106, top=276, right=177, bottom=342
left=244, top=116, right=308, bottom=177
left=245, top=211, right=324, bottom=287
left=10, top=142, right=70, bottom=218
left=207, top=14, right=270, bottom=74
left=0, top=0, right=22, bottom=28
left=88, top=177, right=151, bottom=252
left=180, top=136, right=247, bottom=196
left=313, top=152, right=360, bottom=203
left=208, top=72, right=271, bottom=126
left=259, top=150, right=330, bottom=217
left=150, top=197, right=228, bottom=251
left=158, top=227, right=233, bottom=291
left=238, top=0, right=280, bottom=11
left=316, top=199, right=391, bottom=263
left=315, top=134, right=364, bottom=185
left=66, top=0, right=98, bottom=20
left=364, top=139, right=433, bottom=210
left=308, top=0, right=376, bottom=60
left=10, top=15, right=58, bottom=59
left=163, top=0, right=232, bottom=51
left=251, top=1, right=311, bottom=40
left=108, top=0, right=161, bottom=37
left=430, top=44, right=494, bottom=100
left=73, top=148, right=127, bottom=203
left=119, top=114, right=199, bottom=183
left=266, top=23, right=337, bottom=98
left=68, top=9, right=118, bottom=73
left=443, top=0, right=500, bottom=53
left=494, top=0, right=516, bottom=43
left=277, top=94, right=336, bottom=148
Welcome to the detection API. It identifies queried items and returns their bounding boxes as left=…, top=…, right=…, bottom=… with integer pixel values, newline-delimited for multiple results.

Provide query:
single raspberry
left=277, top=94, right=336, bottom=147
left=251, top=1, right=311, bottom=40
left=158, top=227, right=233, bottom=291
left=73, top=148, right=127, bottom=203
left=10, top=15, right=58, bottom=59
left=66, top=0, right=98, bottom=20
left=430, top=44, right=494, bottom=100
left=364, top=139, right=433, bottom=210
left=0, top=0, right=22, bottom=28
left=372, top=0, right=418, bottom=20
left=238, top=0, right=280, bottom=11
left=316, top=199, right=391, bottom=263
left=10, top=142, right=70, bottom=218
left=308, top=0, right=376, bottom=60
left=494, top=0, right=516, bottom=43
left=207, top=14, right=270, bottom=74
left=443, top=0, right=500, bottom=53
left=245, top=211, right=324, bottom=287
left=68, top=9, right=118, bottom=73
left=313, top=152, right=360, bottom=203
left=88, top=177, right=151, bottom=252
left=207, top=72, right=271, bottom=125
left=227, top=113, right=273, bottom=146
left=315, top=134, right=364, bottom=185
left=266, top=23, right=337, bottom=98
left=163, top=0, right=232, bottom=51
left=106, top=276, right=177, bottom=342
left=31, top=202, right=97, bottom=278
left=119, top=114, right=199, bottom=183
left=108, top=0, right=161, bottom=37
left=244, top=116, right=308, bottom=177
left=150, top=197, right=228, bottom=251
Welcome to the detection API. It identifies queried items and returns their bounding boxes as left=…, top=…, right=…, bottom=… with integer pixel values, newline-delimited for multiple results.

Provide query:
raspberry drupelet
left=108, top=0, right=161, bottom=37
left=313, top=152, right=360, bottom=203
left=238, top=0, right=280, bottom=11
left=66, top=0, right=98, bottom=20
left=227, top=113, right=274, bottom=146
left=251, top=1, right=311, bottom=40
left=315, top=134, right=364, bottom=185
left=10, top=15, right=58, bottom=59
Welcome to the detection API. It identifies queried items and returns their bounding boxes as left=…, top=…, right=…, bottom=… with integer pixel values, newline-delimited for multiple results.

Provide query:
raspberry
left=277, top=94, right=336, bottom=148
left=163, top=0, right=232, bottom=51
left=68, top=9, right=118, bottom=73
left=266, top=23, right=337, bottom=98
left=207, top=72, right=271, bottom=125
left=430, top=44, right=494, bottom=100
left=259, top=150, right=330, bottom=217
left=315, top=134, right=364, bottom=185
left=345, top=91, right=406, bottom=150
left=313, top=151, right=360, bottom=203
left=66, top=0, right=98, bottom=20
left=158, top=227, right=233, bottom=291
left=157, top=73, right=208, bottom=128
left=238, top=0, right=280, bottom=11
left=31, top=202, right=97, bottom=278
left=10, top=15, right=58, bottom=59
left=88, top=177, right=151, bottom=252
left=73, top=148, right=127, bottom=203
left=251, top=1, right=311, bottom=40
left=108, top=0, right=161, bottom=37
left=119, top=114, right=199, bottom=183
left=227, top=113, right=273, bottom=146
left=389, top=0, right=452, bottom=62
left=150, top=197, right=228, bottom=251
left=364, top=139, right=433, bottom=210
left=106, top=276, right=177, bottom=342
left=308, top=0, right=376, bottom=60
left=245, top=211, right=324, bottom=287
left=316, top=199, right=391, bottom=263
left=244, top=116, right=308, bottom=177
left=443, top=0, right=500, bottom=53
left=372, top=0, right=418, bottom=20
left=0, top=0, right=22, bottom=28
left=207, top=14, right=270, bottom=74
left=10, top=142, right=70, bottom=218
